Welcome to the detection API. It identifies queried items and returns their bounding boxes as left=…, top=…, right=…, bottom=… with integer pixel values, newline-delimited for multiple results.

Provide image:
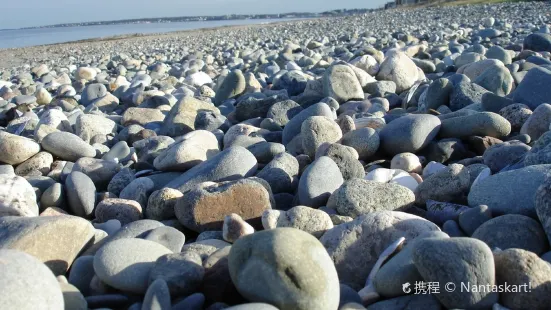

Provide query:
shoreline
left=0, top=17, right=317, bottom=50
left=0, top=17, right=320, bottom=69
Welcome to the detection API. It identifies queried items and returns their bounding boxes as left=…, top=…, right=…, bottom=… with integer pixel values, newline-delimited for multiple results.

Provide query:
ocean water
left=0, top=18, right=302, bottom=49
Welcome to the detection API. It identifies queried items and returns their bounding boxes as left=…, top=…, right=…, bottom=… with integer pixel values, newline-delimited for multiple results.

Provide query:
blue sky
left=2, top=0, right=389, bottom=29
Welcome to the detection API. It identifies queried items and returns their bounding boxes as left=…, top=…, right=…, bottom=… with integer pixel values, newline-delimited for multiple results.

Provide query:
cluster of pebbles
left=1, top=1, right=551, bottom=310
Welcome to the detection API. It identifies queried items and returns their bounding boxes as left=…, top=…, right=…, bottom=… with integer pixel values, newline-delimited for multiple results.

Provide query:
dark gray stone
left=439, top=112, right=511, bottom=139
left=142, top=279, right=171, bottom=310
left=481, top=92, right=514, bottom=113
left=524, top=33, right=551, bottom=52
left=512, top=67, right=551, bottom=110
left=65, top=171, right=96, bottom=218
left=214, top=70, right=246, bottom=105
left=266, top=99, right=302, bottom=127
left=298, top=156, right=343, bottom=208
left=367, top=293, right=442, bottom=310
left=373, top=231, right=448, bottom=298
left=418, top=78, right=453, bottom=112
left=256, top=152, right=299, bottom=194
left=282, top=103, right=333, bottom=145
left=339, top=284, right=362, bottom=308
left=535, top=173, right=551, bottom=246
left=315, top=143, right=364, bottom=180
left=469, top=164, right=551, bottom=217
left=483, top=141, right=531, bottom=172
left=228, top=228, right=340, bottom=310
left=412, top=238, right=498, bottom=309
left=165, top=146, right=257, bottom=193
left=379, top=114, right=441, bottom=156
left=149, top=252, right=204, bottom=296
left=341, top=127, right=380, bottom=161
left=272, top=70, right=308, bottom=96
left=423, top=138, right=470, bottom=163
left=458, top=204, right=492, bottom=236
left=171, top=293, right=205, bottom=310
left=235, top=95, right=282, bottom=122
left=442, top=219, right=466, bottom=237
left=472, top=214, right=548, bottom=254
left=107, top=167, right=135, bottom=196
left=320, top=211, right=439, bottom=290
left=68, top=255, right=95, bottom=296
left=449, top=80, right=490, bottom=111
left=93, top=238, right=172, bottom=294
left=195, top=111, right=230, bottom=132
left=414, top=163, right=470, bottom=205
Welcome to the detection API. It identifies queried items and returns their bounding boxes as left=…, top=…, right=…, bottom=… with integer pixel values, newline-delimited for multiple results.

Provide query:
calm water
left=0, top=18, right=302, bottom=49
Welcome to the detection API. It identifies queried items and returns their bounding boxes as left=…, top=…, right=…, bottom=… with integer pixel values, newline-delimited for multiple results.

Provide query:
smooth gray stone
left=442, top=219, right=466, bottom=237
left=439, top=112, right=511, bottom=139
left=72, top=157, right=121, bottom=190
left=65, top=171, right=96, bottom=218
left=379, top=114, right=440, bottom=156
left=93, top=238, right=172, bottom=294
left=468, top=164, right=551, bottom=218
left=413, top=238, right=498, bottom=309
left=165, top=146, right=257, bottom=193
left=523, top=33, right=551, bottom=52
left=472, top=214, right=548, bottom=254
left=81, top=83, right=107, bottom=106
left=144, top=226, right=185, bottom=253
left=142, top=279, right=171, bottom=310
left=149, top=252, right=204, bottom=296
left=458, top=204, right=492, bottom=236
left=82, top=219, right=164, bottom=255
left=247, top=142, right=285, bottom=164
left=328, top=178, right=415, bottom=218
left=320, top=211, right=439, bottom=290
left=228, top=228, right=340, bottom=310
left=68, top=255, right=95, bottom=296
left=102, top=141, right=131, bottom=162
left=171, top=293, right=205, bottom=310
left=298, top=156, right=343, bottom=208
left=42, top=131, right=97, bottom=161
left=282, top=103, right=333, bottom=145
left=511, top=67, right=551, bottom=110
left=373, top=231, right=449, bottom=298
left=0, top=249, right=64, bottom=310
left=256, top=152, right=299, bottom=194
left=481, top=92, right=514, bottom=113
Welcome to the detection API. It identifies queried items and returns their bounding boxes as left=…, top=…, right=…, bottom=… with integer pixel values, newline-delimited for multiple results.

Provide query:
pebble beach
left=1, top=1, right=551, bottom=309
